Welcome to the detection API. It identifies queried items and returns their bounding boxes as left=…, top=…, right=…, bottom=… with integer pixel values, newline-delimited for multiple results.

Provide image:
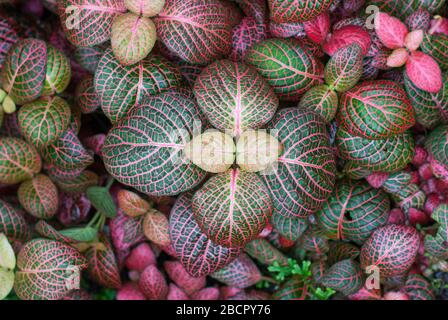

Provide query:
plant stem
left=105, top=176, right=114, bottom=189
left=260, top=276, right=278, bottom=284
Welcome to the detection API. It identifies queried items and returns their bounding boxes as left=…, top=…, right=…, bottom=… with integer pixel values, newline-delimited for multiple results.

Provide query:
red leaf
left=375, top=12, right=408, bottom=49
left=164, top=260, right=206, bottom=295
left=323, top=25, right=371, bottom=56
left=406, top=51, right=442, bottom=93
left=138, top=265, right=168, bottom=300
left=116, top=282, right=146, bottom=300
left=124, top=242, right=156, bottom=272
left=167, top=283, right=190, bottom=300
left=303, top=12, right=330, bottom=44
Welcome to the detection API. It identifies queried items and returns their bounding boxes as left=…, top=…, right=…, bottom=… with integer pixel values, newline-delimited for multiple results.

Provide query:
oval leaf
left=424, top=204, right=448, bottom=259
left=192, top=169, right=272, bottom=248
left=117, top=189, right=151, bottom=217
left=0, top=39, right=47, bottom=105
left=406, top=51, right=442, bottom=93
left=316, top=179, right=390, bottom=244
left=86, top=186, right=117, bottom=218
left=374, top=12, right=409, bottom=49
left=57, top=0, right=126, bottom=47
left=0, top=199, right=28, bottom=242
left=75, top=76, right=100, bottom=114
left=143, top=208, right=170, bottom=246
left=41, top=130, right=93, bottom=171
left=360, top=225, right=420, bottom=277
left=42, top=45, right=71, bottom=96
left=211, top=254, right=261, bottom=289
left=194, top=59, right=278, bottom=136
left=245, top=38, right=324, bottom=101
left=102, top=91, right=207, bottom=196
left=14, top=239, right=87, bottom=300
left=169, top=192, right=241, bottom=277
left=111, top=13, right=157, bottom=66
left=324, top=44, right=364, bottom=93
left=0, top=137, right=42, bottom=184
left=245, top=238, right=289, bottom=266
left=297, top=84, right=338, bottom=123
left=268, top=0, right=333, bottom=23
left=85, top=236, right=121, bottom=289
left=18, top=96, right=71, bottom=148
left=336, top=127, right=415, bottom=173
left=321, top=259, right=364, bottom=296
left=138, top=264, right=168, bottom=300
left=95, top=48, right=182, bottom=123
left=154, top=0, right=233, bottom=65
left=338, top=80, right=415, bottom=140
left=18, top=174, right=59, bottom=220
left=262, top=109, right=336, bottom=218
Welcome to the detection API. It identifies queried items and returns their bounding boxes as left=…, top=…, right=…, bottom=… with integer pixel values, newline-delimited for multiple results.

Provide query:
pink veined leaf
left=268, top=0, right=333, bottom=24
left=321, top=259, right=364, bottom=296
left=167, top=283, right=190, bottom=300
left=303, top=12, right=330, bottom=44
left=232, top=0, right=267, bottom=24
left=230, top=17, right=267, bottom=62
left=164, top=260, right=206, bottom=295
left=0, top=16, right=19, bottom=67
left=190, top=287, right=220, bottom=300
left=154, top=0, right=233, bottom=65
left=85, top=236, right=122, bottom=289
left=14, top=239, right=87, bottom=300
left=75, top=76, right=101, bottom=115
left=143, top=209, right=170, bottom=246
left=360, top=224, right=420, bottom=277
left=374, top=12, right=409, bottom=49
left=406, top=51, right=442, bottom=93
left=193, top=59, right=278, bottom=136
left=0, top=199, right=29, bottom=242
left=220, top=0, right=243, bottom=27
left=404, top=30, right=424, bottom=52
left=57, top=0, right=127, bottom=47
left=110, top=209, right=145, bottom=251
left=323, top=25, right=371, bottom=56
left=192, top=169, right=272, bottom=248
left=387, top=48, right=409, bottom=67
left=0, top=39, right=47, bottom=105
left=211, top=254, right=261, bottom=289
left=169, top=192, right=241, bottom=277
left=138, top=264, right=168, bottom=300
left=269, top=21, right=305, bottom=39
left=125, top=242, right=156, bottom=272
left=116, top=282, right=146, bottom=300
left=117, top=189, right=151, bottom=217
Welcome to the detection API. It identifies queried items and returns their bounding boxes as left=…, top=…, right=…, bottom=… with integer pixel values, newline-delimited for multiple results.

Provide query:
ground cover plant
left=0, top=0, right=447, bottom=301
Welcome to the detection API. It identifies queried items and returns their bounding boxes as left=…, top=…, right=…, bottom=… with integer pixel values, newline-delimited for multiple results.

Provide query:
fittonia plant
left=2, top=0, right=448, bottom=301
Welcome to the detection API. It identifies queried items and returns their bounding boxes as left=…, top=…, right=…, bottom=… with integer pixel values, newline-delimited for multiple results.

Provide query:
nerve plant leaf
left=85, top=236, right=121, bottom=289
left=268, top=0, right=333, bottom=23
left=42, top=45, right=71, bottom=96
left=338, top=80, right=415, bottom=140
left=324, top=44, right=364, bottom=93
left=403, top=72, right=448, bottom=129
left=0, top=200, right=28, bottom=242
left=154, top=0, right=233, bottom=65
left=360, top=225, right=420, bottom=277
left=138, top=264, right=168, bottom=300
left=18, top=174, right=59, bottom=220
left=75, top=76, right=101, bottom=114
left=111, top=12, right=157, bottom=66
left=18, top=96, right=71, bottom=148
left=336, top=127, right=415, bottom=174
left=117, top=189, right=151, bottom=217
left=0, top=233, right=15, bottom=300
left=0, top=39, right=47, bottom=105
left=143, top=209, right=170, bottom=246
left=424, top=204, right=448, bottom=259
left=211, top=254, right=261, bottom=289
left=405, top=51, right=442, bottom=93
left=94, top=48, right=182, bottom=123
left=261, top=109, right=336, bottom=218
left=321, top=259, right=364, bottom=296
left=41, top=130, right=93, bottom=171
left=420, top=32, right=448, bottom=71
left=245, top=38, right=324, bottom=101
left=404, top=274, right=435, bottom=300
left=192, top=168, right=272, bottom=248
left=125, top=0, right=165, bottom=17
left=0, top=137, right=42, bottom=185
left=14, top=239, right=87, bottom=300
left=0, top=16, right=19, bottom=67
left=86, top=186, right=117, bottom=218
left=316, top=179, right=390, bottom=244
left=102, top=91, right=207, bottom=196
left=194, top=59, right=278, bottom=136
left=169, top=192, right=241, bottom=277
left=297, top=84, right=338, bottom=123
left=245, top=238, right=289, bottom=266
left=57, top=0, right=127, bottom=47
left=374, top=12, right=409, bottom=49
